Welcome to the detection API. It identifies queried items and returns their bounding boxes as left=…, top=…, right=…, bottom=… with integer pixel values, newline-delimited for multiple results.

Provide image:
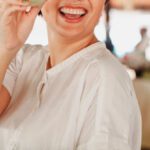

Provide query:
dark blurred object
left=105, top=28, right=115, bottom=53
left=105, top=0, right=109, bottom=5
left=105, top=0, right=115, bottom=54
left=38, top=11, right=42, bottom=16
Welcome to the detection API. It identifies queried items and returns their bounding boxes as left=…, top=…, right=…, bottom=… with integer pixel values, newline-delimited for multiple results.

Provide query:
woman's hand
left=0, top=0, right=41, bottom=55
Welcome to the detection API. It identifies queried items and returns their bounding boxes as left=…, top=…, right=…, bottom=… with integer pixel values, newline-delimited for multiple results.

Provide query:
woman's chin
left=55, top=13, right=87, bottom=37
left=57, top=29, right=85, bottom=40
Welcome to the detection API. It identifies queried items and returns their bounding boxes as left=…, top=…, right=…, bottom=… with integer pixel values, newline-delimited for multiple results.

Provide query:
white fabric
left=0, top=42, right=141, bottom=150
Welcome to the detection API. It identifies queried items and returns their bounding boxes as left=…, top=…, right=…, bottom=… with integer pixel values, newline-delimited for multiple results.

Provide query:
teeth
left=60, top=7, right=86, bottom=15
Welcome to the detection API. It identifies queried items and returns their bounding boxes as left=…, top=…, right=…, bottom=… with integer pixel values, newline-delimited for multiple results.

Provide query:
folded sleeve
left=2, top=49, right=24, bottom=96
left=76, top=75, right=142, bottom=150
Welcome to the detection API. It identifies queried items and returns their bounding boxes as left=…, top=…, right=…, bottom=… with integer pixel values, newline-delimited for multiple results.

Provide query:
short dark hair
left=38, top=11, right=42, bottom=16
left=38, top=0, right=109, bottom=16
left=105, top=0, right=109, bottom=4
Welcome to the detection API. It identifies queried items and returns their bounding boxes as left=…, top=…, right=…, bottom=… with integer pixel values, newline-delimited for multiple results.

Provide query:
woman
left=0, top=0, right=141, bottom=149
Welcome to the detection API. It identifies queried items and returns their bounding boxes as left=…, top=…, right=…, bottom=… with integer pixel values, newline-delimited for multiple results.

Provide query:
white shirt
left=0, top=42, right=141, bottom=150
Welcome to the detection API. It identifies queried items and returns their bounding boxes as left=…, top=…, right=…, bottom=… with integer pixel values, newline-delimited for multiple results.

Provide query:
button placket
left=7, top=81, right=48, bottom=150
left=36, top=73, right=47, bottom=108
left=5, top=53, right=50, bottom=150
left=7, top=127, right=23, bottom=150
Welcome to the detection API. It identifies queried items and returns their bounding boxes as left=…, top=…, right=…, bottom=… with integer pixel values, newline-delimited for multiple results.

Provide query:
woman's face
left=41, top=0, right=105, bottom=39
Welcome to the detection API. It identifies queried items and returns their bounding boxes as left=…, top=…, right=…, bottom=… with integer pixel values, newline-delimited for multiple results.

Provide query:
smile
left=58, top=6, right=88, bottom=23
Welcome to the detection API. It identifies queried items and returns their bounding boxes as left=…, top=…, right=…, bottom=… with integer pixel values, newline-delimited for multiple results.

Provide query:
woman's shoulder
left=84, top=44, right=130, bottom=84
left=14, top=44, right=48, bottom=63
left=21, top=44, right=48, bottom=56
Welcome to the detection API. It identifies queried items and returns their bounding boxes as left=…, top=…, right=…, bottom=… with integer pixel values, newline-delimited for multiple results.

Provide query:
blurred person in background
left=121, top=27, right=150, bottom=77
left=0, top=0, right=141, bottom=149
left=135, top=27, right=149, bottom=58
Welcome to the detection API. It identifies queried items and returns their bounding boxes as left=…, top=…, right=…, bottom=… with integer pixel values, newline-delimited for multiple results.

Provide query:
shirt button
left=7, top=139, right=17, bottom=150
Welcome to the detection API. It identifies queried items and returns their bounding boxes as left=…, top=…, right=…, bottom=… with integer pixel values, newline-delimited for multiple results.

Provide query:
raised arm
left=0, top=52, right=13, bottom=115
left=0, top=0, right=41, bottom=115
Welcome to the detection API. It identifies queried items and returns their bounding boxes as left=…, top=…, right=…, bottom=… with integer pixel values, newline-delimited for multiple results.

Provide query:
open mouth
left=58, top=6, right=88, bottom=21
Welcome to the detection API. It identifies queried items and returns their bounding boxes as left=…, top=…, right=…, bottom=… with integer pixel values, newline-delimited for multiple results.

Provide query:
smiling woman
left=0, top=0, right=141, bottom=150
left=58, top=6, right=87, bottom=23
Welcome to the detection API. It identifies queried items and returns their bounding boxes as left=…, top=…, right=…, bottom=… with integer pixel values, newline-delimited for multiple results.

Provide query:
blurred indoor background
left=26, top=0, right=150, bottom=149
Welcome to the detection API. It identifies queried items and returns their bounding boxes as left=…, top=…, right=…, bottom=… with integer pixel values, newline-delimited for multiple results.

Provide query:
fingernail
left=25, top=6, right=31, bottom=12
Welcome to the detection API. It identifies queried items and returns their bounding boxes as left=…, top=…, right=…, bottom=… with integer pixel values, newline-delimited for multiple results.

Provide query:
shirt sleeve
left=76, top=75, right=142, bottom=150
left=2, top=49, right=24, bottom=96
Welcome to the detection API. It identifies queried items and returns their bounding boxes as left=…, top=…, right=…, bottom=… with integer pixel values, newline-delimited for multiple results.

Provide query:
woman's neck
left=47, top=33, right=98, bottom=68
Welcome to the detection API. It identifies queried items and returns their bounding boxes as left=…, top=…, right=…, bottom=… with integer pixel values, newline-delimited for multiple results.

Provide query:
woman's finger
left=3, top=5, right=28, bottom=18
left=23, top=6, right=41, bottom=21
left=0, top=0, right=29, bottom=14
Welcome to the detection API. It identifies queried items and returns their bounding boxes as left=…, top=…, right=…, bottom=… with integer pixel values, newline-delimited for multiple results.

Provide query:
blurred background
left=26, top=0, right=150, bottom=149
